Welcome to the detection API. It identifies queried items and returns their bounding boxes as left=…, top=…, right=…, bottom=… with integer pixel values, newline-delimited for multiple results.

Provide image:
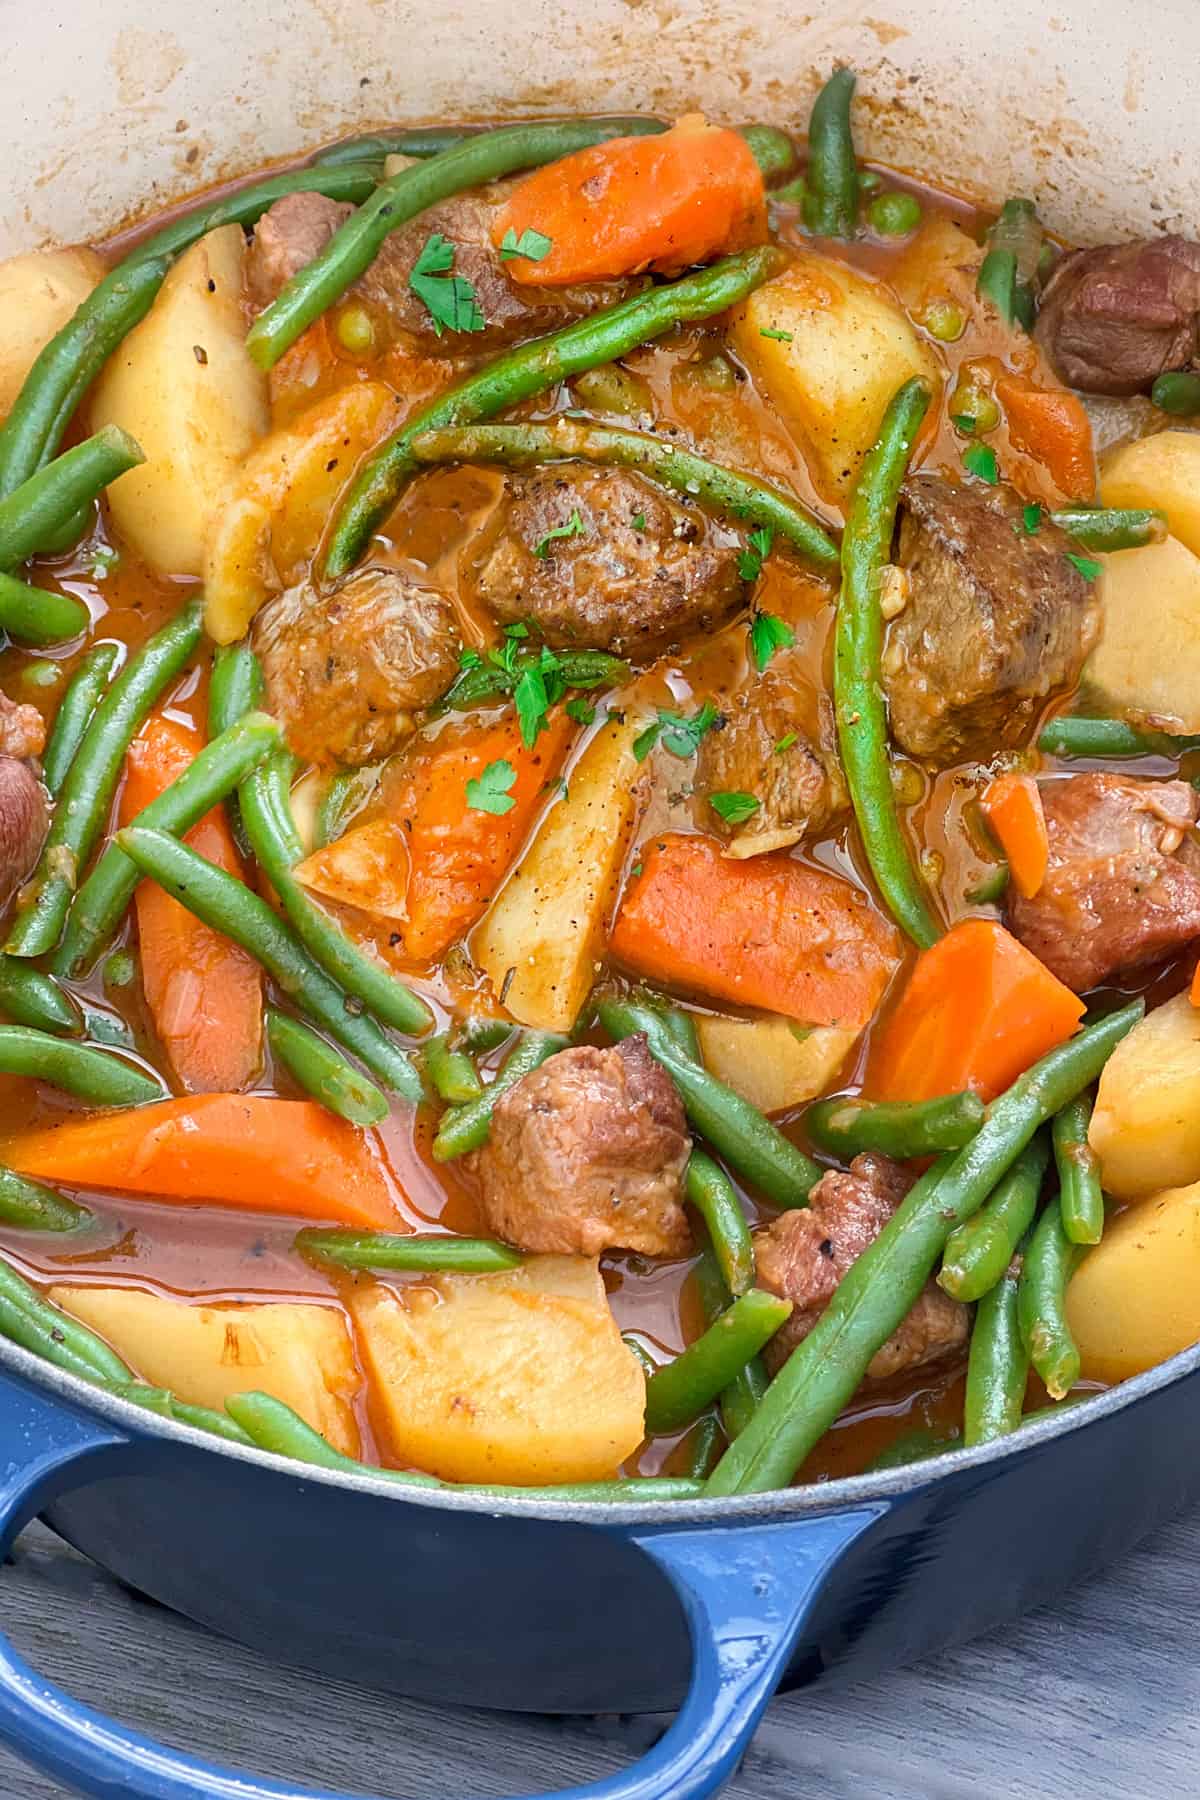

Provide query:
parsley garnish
left=565, top=696, right=596, bottom=726
left=1065, top=552, right=1103, bottom=582
left=633, top=700, right=721, bottom=764
left=1021, top=502, right=1043, bottom=535
left=710, top=791, right=760, bottom=825
left=630, top=861, right=644, bottom=878
left=738, top=525, right=774, bottom=582
left=774, top=732, right=798, bottom=755
left=409, top=233, right=485, bottom=337
left=513, top=664, right=549, bottom=748
left=962, top=443, right=998, bottom=484
left=499, top=226, right=553, bottom=263
left=749, top=610, right=794, bottom=672
left=631, top=511, right=647, bottom=531
left=465, top=759, right=517, bottom=815
left=759, top=326, right=794, bottom=343
left=533, top=508, right=587, bottom=559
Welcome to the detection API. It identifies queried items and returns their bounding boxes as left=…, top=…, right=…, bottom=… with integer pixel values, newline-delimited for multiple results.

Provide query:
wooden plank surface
left=0, top=1505, right=1195, bottom=1800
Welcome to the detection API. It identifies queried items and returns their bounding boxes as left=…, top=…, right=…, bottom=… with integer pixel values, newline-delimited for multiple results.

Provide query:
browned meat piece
left=1035, top=237, right=1200, bottom=396
left=252, top=567, right=460, bottom=766
left=0, top=756, right=47, bottom=908
left=0, top=690, right=45, bottom=762
left=464, top=465, right=744, bottom=657
left=1008, top=773, right=1200, bottom=991
left=754, top=1153, right=969, bottom=1381
left=695, top=647, right=845, bottom=855
left=883, top=476, right=1100, bottom=766
left=246, top=192, right=354, bottom=308
left=470, top=1035, right=691, bottom=1258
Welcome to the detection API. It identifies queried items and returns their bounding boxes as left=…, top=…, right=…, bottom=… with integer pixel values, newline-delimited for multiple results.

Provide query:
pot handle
left=0, top=1364, right=886, bottom=1800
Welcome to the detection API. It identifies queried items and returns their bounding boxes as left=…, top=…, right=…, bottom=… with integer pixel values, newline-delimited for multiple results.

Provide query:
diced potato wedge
left=1101, top=429, right=1200, bottom=562
left=731, top=250, right=940, bottom=498
left=887, top=215, right=982, bottom=329
left=695, top=1015, right=858, bottom=1114
left=0, top=246, right=106, bottom=418
left=1083, top=534, right=1200, bottom=732
left=1067, top=1180, right=1200, bottom=1383
left=351, top=1256, right=645, bottom=1486
left=472, top=715, right=643, bottom=1031
left=203, top=380, right=400, bottom=642
left=48, top=1286, right=361, bottom=1454
left=1089, top=992, right=1200, bottom=1200
left=90, top=224, right=269, bottom=576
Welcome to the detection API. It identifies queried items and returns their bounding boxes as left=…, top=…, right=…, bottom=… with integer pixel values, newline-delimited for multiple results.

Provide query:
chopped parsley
left=774, top=732, right=798, bottom=755
left=738, top=525, right=775, bottom=582
left=533, top=508, right=587, bottom=559
left=409, top=232, right=485, bottom=337
left=513, top=663, right=550, bottom=748
left=499, top=226, right=553, bottom=262
left=465, top=758, right=517, bottom=815
left=759, top=325, right=794, bottom=343
left=1065, top=552, right=1103, bottom=582
left=630, top=861, right=644, bottom=878
left=631, top=511, right=647, bottom=531
left=962, top=442, right=999, bottom=484
left=565, top=696, right=596, bottom=726
left=710, top=790, right=760, bottom=825
left=633, top=699, right=721, bottom=764
left=749, top=610, right=795, bottom=672
left=1021, top=502, right=1043, bottom=535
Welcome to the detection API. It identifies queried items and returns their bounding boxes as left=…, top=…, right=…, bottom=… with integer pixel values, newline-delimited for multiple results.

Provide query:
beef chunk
left=754, top=1153, right=969, bottom=1380
left=252, top=567, right=460, bottom=766
left=246, top=192, right=354, bottom=309
left=883, top=475, right=1100, bottom=765
left=0, top=690, right=45, bottom=762
left=464, top=464, right=744, bottom=657
left=695, top=647, right=845, bottom=855
left=470, top=1035, right=691, bottom=1258
left=1008, top=773, right=1200, bottom=991
left=0, top=757, right=46, bottom=908
left=1035, top=237, right=1200, bottom=396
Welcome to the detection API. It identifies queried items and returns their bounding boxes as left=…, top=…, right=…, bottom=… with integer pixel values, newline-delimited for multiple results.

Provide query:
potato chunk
left=1067, top=1180, right=1200, bottom=1383
left=695, top=1015, right=858, bottom=1115
left=731, top=250, right=940, bottom=498
left=0, top=247, right=106, bottom=418
left=49, top=1285, right=360, bottom=1454
left=1083, top=535, right=1200, bottom=733
left=1101, top=429, right=1200, bottom=563
left=1089, top=992, right=1200, bottom=1200
left=91, top=224, right=269, bottom=575
left=351, top=1256, right=645, bottom=1486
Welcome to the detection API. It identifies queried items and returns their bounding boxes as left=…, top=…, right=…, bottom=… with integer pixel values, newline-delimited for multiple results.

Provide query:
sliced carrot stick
left=491, top=116, right=767, bottom=285
left=2, top=1095, right=402, bottom=1229
left=120, top=712, right=263, bottom=1093
left=995, top=372, right=1095, bottom=501
left=982, top=772, right=1049, bottom=900
left=870, top=918, right=1084, bottom=1104
left=1190, top=959, right=1200, bottom=1008
left=608, top=832, right=902, bottom=1029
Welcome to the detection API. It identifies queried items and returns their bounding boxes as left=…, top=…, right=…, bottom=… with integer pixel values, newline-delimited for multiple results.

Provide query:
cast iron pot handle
left=0, top=1365, right=887, bottom=1800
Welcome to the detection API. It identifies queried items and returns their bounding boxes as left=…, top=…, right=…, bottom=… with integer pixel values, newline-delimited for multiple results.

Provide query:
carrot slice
left=870, top=918, right=1084, bottom=1103
left=1190, top=959, right=1200, bottom=1008
left=120, top=712, right=263, bottom=1093
left=2, top=1095, right=402, bottom=1228
left=982, top=772, right=1049, bottom=900
left=995, top=372, right=1095, bottom=501
left=608, top=833, right=902, bottom=1029
left=491, top=116, right=767, bottom=285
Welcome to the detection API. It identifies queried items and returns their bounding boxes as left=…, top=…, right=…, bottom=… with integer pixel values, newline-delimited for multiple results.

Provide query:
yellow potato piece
left=731, top=250, right=940, bottom=498
left=1089, top=992, right=1200, bottom=1200
left=49, top=1285, right=361, bottom=1455
left=91, top=224, right=269, bottom=576
left=203, top=380, right=400, bottom=643
left=473, top=715, right=643, bottom=1031
left=296, top=817, right=410, bottom=922
left=351, top=1256, right=645, bottom=1486
left=0, top=246, right=106, bottom=418
left=1067, top=1181, right=1200, bottom=1384
left=695, top=1015, right=858, bottom=1114
left=1102, top=429, right=1200, bottom=562
left=1083, top=534, right=1200, bottom=733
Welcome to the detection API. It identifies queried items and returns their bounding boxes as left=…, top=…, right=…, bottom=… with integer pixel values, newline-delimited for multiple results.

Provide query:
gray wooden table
left=1, top=1505, right=1194, bottom=1800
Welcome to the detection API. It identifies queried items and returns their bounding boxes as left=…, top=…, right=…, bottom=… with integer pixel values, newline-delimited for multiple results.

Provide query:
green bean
left=410, top=420, right=838, bottom=570
left=266, top=1010, right=388, bottom=1127
left=457, top=1017, right=513, bottom=1054
left=679, top=1413, right=724, bottom=1480
left=6, top=602, right=203, bottom=958
left=965, top=864, right=1010, bottom=906
left=0, top=574, right=89, bottom=645
left=248, top=119, right=675, bottom=370
left=313, top=127, right=478, bottom=165
left=208, top=642, right=265, bottom=858
left=313, top=765, right=381, bottom=848
left=866, top=1424, right=962, bottom=1471
left=977, top=199, right=1042, bottom=329
left=657, top=1006, right=702, bottom=1063
left=0, top=427, right=143, bottom=569
left=686, top=1151, right=753, bottom=1297
left=117, top=825, right=423, bottom=1101
left=1050, top=506, right=1166, bottom=552
left=1018, top=1198, right=1086, bottom=1398
left=939, top=1133, right=1050, bottom=1302
left=706, top=1002, right=1140, bottom=1494
left=596, top=996, right=822, bottom=1205
left=1037, top=715, right=1200, bottom=759
left=804, top=1090, right=985, bottom=1160
left=740, top=124, right=799, bottom=184
left=1053, top=1093, right=1104, bottom=1247
left=0, top=1166, right=89, bottom=1232
left=623, top=1334, right=658, bottom=1382
left=295, top=1228, right=522, bottom=1274
left=0, top=1255, right=132, bottom=1384
left=835, top=376, right=939, bottom=947
left=692, top=1246, right=770, bottom=1441
left=644, top=1289, right=792, bottom=1434
left=0, top=1291, right=111, bottom=1386
left=1151, top=371, right=1200, bottom=417
left=432, top=1031, right=568, bottom=1160
left=423, top=1031, right=484, bottom=1105
left=976, top=248, right=1021, bottom=326
left=964, top=1246, right=1030, bottom=1445
left=803, top=68, right=859, bottom=238
left=324, top=246, right=780, bottom=578
left=474, top=1477, right=705, bottom=1502
left=53, top=711, right=283, bottom=979
left=224, top=1392, right=440, bottom=1485
left=42, top=643, right=120, bottom=796
left=0, top=959, right=81, bottom=1035
left=0, top=1026, right=162, bottom=1105
left=130, top=162, right=385, bottom=266
left=166, top=1399, right=256, bottom=1445
left=108, top=1382, right=174, bottom=1417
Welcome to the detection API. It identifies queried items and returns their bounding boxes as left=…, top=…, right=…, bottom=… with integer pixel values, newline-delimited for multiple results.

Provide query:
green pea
left=856, top=169, right=883, bottom=195
left=335, top=305, right=376, bottom=355
left=103, top=949, right=138, bottom=989
left=868, top=191, right=922, bottom=236
left=950, top=383, right=1001, bottom=434
left=920, top=298, right=966, bottom=342
left=19, top=661, right=63, bottom=692
left=1151, top=371, right=1200, bottom=416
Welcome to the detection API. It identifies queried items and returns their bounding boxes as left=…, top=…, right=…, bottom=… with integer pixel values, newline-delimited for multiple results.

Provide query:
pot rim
left=4, top=1325, right=1195, bottom=1523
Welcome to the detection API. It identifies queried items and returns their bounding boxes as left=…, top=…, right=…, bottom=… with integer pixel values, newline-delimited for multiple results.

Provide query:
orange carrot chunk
left=491, top=116, right=768, bottom=285
left=608, top=832, right=902, bottom=1029
left=870, top=918, right=1084, bottom=1104
left=2, top=1095, right=402, bottom=1229
left=982, top=772, right=1049, bottom=900
left=1190, top=959, right=1200, bottom=1009
left=995, top=372, right=1095, bottom=502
